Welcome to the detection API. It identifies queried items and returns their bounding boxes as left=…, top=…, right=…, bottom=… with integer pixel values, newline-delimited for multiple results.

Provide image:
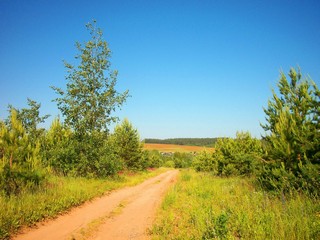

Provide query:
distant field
left=143, top=143, right=214, bottom=153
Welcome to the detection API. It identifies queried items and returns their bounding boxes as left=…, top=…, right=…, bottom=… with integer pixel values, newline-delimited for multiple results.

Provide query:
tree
left=214, top=132, right=263, bottom=176
left=8, top=98, right=50, bottom=140
left=259, top=67, right=320, bottom=194
left=261, top=67, right=320, bottom=169
left=111, top=119, right=145, bottom=170
left=43, top=118, right=76, bottom=175
left=0, top=109, right=44, bottom=195
left=193, top=150, right=216, bottom=172
left=51, top=20, right=129, bottom=136
left=0, top=109, right=29, bottom=169
left=191, top=132, right=262, bottom=176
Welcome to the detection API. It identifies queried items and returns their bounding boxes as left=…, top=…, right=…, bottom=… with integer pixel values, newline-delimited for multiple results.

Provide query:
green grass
left=0, top=168, right=168, bottom=239
left=151, top=169, right=320, bottom=239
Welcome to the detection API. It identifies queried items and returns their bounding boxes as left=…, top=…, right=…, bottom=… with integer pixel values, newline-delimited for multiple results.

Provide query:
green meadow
left=151, top=170, right=320, bottom=240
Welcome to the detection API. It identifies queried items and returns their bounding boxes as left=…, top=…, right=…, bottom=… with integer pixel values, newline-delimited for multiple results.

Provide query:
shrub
left=193, top=132, right=263, bottom=176
left=164, top=160, right=175, bottom=168
left=145, top=150, right=164, bottom=168
left=111, top=119, right=145, bottom=170
left=193, top=150, right=216, bottom=173
left=0, top=109, right=45, bottom=196
left=258, top=162, right=320, bottom=195
left=172, top=152, right=193, bottom=168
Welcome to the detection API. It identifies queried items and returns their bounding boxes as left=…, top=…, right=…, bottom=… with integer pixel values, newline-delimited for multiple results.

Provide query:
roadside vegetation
left=151, top=170, right=320, bottom=239
left=151, top=67, right=320, bottom=239
left=192, top=68, right=319, bottom=196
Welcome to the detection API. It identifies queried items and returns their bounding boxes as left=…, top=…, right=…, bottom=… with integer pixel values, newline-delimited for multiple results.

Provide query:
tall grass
left=151, top=169, right=320, bottom=239
left=0, top=168, right=168, bottom=239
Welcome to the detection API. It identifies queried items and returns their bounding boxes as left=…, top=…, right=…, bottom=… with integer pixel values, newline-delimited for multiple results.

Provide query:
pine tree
left=111, top=119, right=144, bottom=170
left=0, top=109, right=29, bottom=168
left=0, top=109, right=43, bottom=195
left=261, top=67, right=320, bottom=169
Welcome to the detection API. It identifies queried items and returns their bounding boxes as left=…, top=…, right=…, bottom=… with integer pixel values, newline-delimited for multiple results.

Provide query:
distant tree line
left=144, top=138, right=219, bottom=147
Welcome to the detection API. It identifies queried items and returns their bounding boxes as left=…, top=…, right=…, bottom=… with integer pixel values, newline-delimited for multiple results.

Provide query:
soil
left=13, top=170, right=179, bottom=240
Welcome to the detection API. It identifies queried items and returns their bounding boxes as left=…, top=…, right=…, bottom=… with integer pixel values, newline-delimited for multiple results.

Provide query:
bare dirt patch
left=14, top=170, right=179, bottom=240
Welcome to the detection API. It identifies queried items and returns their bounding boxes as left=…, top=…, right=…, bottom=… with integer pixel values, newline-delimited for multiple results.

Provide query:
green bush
left=193, top=132, right=263, bottom=177
left=164, top=160, right=175, bottom=168
left=172, top=152, right=193, bottom=168
left=0, top=164, right=45, bottom=196
left=258, top=162, right=320, bottom=196
left=222, top=164, right=239, bottom=177
left=193, top=150, right=216, bottom=173
left=110, top=119, right=145, bottom=170
left=0, top=109, right=46, bottom=196
left=259, top=68, right=320, bottom=196
left=215, top=132, right=263, bottom=177
left=145, top=150, right=164, bottom=168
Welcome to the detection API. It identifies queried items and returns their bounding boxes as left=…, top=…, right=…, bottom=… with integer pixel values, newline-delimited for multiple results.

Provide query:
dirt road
left=14, top=170, right=179, bottom=240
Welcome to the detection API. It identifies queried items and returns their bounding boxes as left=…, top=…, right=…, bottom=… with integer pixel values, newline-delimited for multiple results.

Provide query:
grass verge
left=0, top=168, right=169, bottom=239
left=151, top=169, right=320, bottom=239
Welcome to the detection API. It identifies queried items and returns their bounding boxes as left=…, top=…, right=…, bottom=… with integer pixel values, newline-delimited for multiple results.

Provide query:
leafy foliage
left=111, top=119, right=146, bottom=170
left=193, top=132, right=263, bottom=176
left=193, top=150, right=216, bottom=173
left=259, top=67, right=320, bottom=194
left=48, top=21, right=131, bottom=177
left=0, top=109, right=45, bottom=196
left=51, top=20, right=129, bottom=136
left=144, top=150, right=164, bottom=168
left=8, top=98, right=50, bottom=141
left=214, top=132, right=263, bottom=176
left=43, top=119, right=121, bottom=177
left=172, top=152, right=193, bottom=168
left=262, top=67, right=319, bottom=166
left=43, top=118, right=77, bottom=175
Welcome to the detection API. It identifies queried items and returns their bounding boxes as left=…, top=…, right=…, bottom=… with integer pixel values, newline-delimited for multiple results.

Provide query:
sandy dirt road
left=14, top=170, right=179, bottom=240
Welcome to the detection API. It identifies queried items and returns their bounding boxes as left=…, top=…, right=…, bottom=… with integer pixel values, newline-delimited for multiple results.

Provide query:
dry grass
left=143, top=143, right=214, bottom=153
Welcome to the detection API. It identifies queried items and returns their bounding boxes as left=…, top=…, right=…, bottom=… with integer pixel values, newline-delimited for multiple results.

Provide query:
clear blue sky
left=1, top=0, right=320, bottom=139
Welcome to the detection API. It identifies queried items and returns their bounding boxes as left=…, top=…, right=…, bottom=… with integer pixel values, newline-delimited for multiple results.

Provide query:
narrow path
left=14, top=170, right=179, bottom=240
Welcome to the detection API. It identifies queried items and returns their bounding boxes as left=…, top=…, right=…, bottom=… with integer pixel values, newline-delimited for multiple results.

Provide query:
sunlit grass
left=151, top=169, right=320, bottom=239
left=0, top=168, right=168, bottom=239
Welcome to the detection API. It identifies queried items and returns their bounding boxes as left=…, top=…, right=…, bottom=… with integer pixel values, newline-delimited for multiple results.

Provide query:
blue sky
left=1, top=0, right=320, bottom=139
